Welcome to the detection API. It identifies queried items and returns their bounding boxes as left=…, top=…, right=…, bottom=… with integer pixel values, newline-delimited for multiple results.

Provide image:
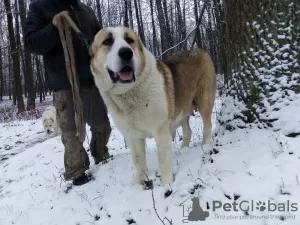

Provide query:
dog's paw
left=201, top=155, right=213, bottom=164
left=180, top=142, right=189, bottom=150
left=131, top=174, right=146, bottom=185
left=160, top=174, right=173, bottom=186
left=202, top=144, right=213, bottom=155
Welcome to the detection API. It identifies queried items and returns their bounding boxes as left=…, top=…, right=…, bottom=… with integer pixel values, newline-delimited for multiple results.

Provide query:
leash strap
left=61, top=11, right=90, bottom=50
left=56, top=11, right=86, bottom=142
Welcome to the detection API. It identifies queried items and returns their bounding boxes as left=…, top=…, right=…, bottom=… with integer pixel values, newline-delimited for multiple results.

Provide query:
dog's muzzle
left=107, top=65, right=136, bottom=84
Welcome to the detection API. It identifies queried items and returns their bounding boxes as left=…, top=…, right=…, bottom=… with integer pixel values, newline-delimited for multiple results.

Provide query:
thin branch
left=144, top=173, right=172, bottom=225
left=156, top=0, right=209, bottom=59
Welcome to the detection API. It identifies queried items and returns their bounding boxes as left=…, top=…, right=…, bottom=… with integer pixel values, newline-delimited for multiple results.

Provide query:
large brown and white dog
left=90, top=27, right=216, bottom=186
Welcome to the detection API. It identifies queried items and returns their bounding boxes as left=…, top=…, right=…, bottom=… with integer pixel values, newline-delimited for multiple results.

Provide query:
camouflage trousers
left=53, top=86, right=112, bottom=181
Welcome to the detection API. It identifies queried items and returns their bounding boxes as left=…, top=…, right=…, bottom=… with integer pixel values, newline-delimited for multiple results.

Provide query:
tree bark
left=162, top=0, right=173, bottom=50
left=95, top=0, right=103, bottom=29
left=155, top=0, right=170, bottom=58
left=4, top=0, right=25, bottom=113
left=128, top=0, right=134, bottom=29
left=137, top=0, right=145, bottom=41
left=35, top=56, right=43, bottom=103
left=0, top=48, right=3, bottom=101
left=220, top=0, right=300, bottom=133
left=124, top=0, right=129, bottom=27
left=175, top=0, right=186, bottom=51
left=150, top=0, right=158, bottom=55
left=8, top=53, right=12, bottom=101
left=193, top=0, right=202, bottom=48
left=133, top=0, right=145, bottom=44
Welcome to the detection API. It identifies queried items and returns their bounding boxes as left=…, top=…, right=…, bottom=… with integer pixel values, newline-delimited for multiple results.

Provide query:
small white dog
left=42, top=106, right=60, bottom=138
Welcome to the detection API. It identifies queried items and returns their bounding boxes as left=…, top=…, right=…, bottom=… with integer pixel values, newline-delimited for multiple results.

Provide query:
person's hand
left=52, top=11, right=67, bottom=27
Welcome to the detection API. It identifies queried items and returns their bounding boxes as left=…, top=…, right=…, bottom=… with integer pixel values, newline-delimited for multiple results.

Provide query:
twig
left=156, top=0, right=209, bottom=59
left=27, top=190, right=35, bottom=202
left=144, top=173, right=172, bottom=225
left=281, top=177, right=285, bottom=188
left=163, top=217, right=173, bottom=224
left=189, top=167, right=207, bottom=186
left=84, top=208, right=93, bottom=218
left=190, top=0, right=210, bottom=49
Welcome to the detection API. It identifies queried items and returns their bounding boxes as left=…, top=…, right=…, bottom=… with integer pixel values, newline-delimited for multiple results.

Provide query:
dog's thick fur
left=42, top=106, right=60, bottom=138
left=90, top=27, right=216, bottom=186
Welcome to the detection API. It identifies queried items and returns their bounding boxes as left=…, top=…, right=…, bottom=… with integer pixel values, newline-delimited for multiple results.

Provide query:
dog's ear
left=135, top=34, right=144, bottom=53
left=50, top=118, right=54, bottom=123
left=89, top=39, right=98, bottom=58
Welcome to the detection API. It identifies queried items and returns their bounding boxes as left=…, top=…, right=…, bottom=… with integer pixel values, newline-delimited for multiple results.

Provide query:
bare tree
left=133, top=0, right=145, bottom=43
left=0, top=47, right=3, bottom=101
left=123, top=0, right=129, bottom=27
left=95, top=0, right=103, bottom=29
left=4, top=0, right=25, bottom=113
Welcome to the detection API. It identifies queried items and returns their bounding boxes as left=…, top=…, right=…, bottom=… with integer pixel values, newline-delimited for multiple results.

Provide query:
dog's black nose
left=118, top=47, right=133, bottom=61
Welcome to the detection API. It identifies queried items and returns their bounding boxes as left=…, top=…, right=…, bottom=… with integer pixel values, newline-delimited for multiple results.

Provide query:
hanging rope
left=56, top=11, right=86, bottom=142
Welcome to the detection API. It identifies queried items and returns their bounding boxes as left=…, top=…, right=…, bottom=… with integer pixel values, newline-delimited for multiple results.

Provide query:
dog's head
left=43, top=117, right=55, bottom=134
left=90, top=27, right=146, bottom=94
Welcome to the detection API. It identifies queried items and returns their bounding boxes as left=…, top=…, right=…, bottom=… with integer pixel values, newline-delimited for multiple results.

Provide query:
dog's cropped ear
left=137, top=38, right=144, bottom=53
left=89, top=39, right=98, bottom=58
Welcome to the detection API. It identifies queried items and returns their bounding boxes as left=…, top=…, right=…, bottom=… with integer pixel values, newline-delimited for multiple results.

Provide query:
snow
left=1, top=96, right=300, bottom=225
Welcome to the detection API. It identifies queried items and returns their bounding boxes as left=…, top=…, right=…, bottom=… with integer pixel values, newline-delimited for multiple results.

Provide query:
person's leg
left=87, top=87, right=112, bottom=164
left=53, top=90, right=90, bottom=183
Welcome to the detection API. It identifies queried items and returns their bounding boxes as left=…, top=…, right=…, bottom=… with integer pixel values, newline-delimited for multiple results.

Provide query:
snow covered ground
left=1, top=97, right=300, bottom=225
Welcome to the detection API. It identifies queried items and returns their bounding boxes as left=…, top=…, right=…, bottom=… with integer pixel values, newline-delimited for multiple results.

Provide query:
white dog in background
left=42, top=106, right=60, bottom=138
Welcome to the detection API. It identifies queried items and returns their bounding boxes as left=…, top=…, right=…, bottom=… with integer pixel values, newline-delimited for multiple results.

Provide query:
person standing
left=24, top=0, right=111, bottom=186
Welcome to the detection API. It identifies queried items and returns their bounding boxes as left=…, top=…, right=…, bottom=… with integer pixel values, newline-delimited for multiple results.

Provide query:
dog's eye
left=125, top=37, right=134, bottom=44
left=103, top=38, right=114, bottom=46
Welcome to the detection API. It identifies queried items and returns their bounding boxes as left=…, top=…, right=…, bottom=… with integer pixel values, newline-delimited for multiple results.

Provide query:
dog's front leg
left=155, top=125, right=173, bottom=186
left=127, top=137, right=147, bottom=185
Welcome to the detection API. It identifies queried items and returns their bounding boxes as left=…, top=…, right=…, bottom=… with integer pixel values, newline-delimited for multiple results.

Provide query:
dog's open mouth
left=107, top=66, right=136, bottom=84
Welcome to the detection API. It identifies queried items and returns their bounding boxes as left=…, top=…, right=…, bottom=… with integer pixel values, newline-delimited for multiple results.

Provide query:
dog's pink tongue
left=117, top=71, right=133, bottom=80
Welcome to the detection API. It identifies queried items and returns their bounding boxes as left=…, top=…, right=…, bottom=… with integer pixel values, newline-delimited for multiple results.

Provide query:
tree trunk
left=133, top=0, right=145, bottom=44
left=35, top=56, right=43, bottom=103
left=19, top=0, right=35, bottom=110
left=137, top=0, right=145, bottom=41
left=175, top=0, right=186, bottom=51
left=0, top=48, right=3, bottom=101
left=4, top=0, right=25, bottom=113
left=219, top=0, right=300, bottom=134
left=162, top=0, right=173, bottom=50
left=124, top=0, right=129, bottom=27
left=8, top=54, right=12, bottom=101
left=43, top=58, right=49, bottom=95
left=107, top=0, right=111, bottom=26
left=193, top=0, right=202, bottom=48
left=150, top=0, right=158, bottom=55
left=128, top=0, right=134, bottom=29
left=155, top=0, right=169, bottom=58
left=95, top=0, right=103, bottom=29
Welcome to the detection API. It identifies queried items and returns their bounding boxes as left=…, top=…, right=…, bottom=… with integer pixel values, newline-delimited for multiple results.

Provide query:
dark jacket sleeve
left=24, top=2, right=61, bottom=55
